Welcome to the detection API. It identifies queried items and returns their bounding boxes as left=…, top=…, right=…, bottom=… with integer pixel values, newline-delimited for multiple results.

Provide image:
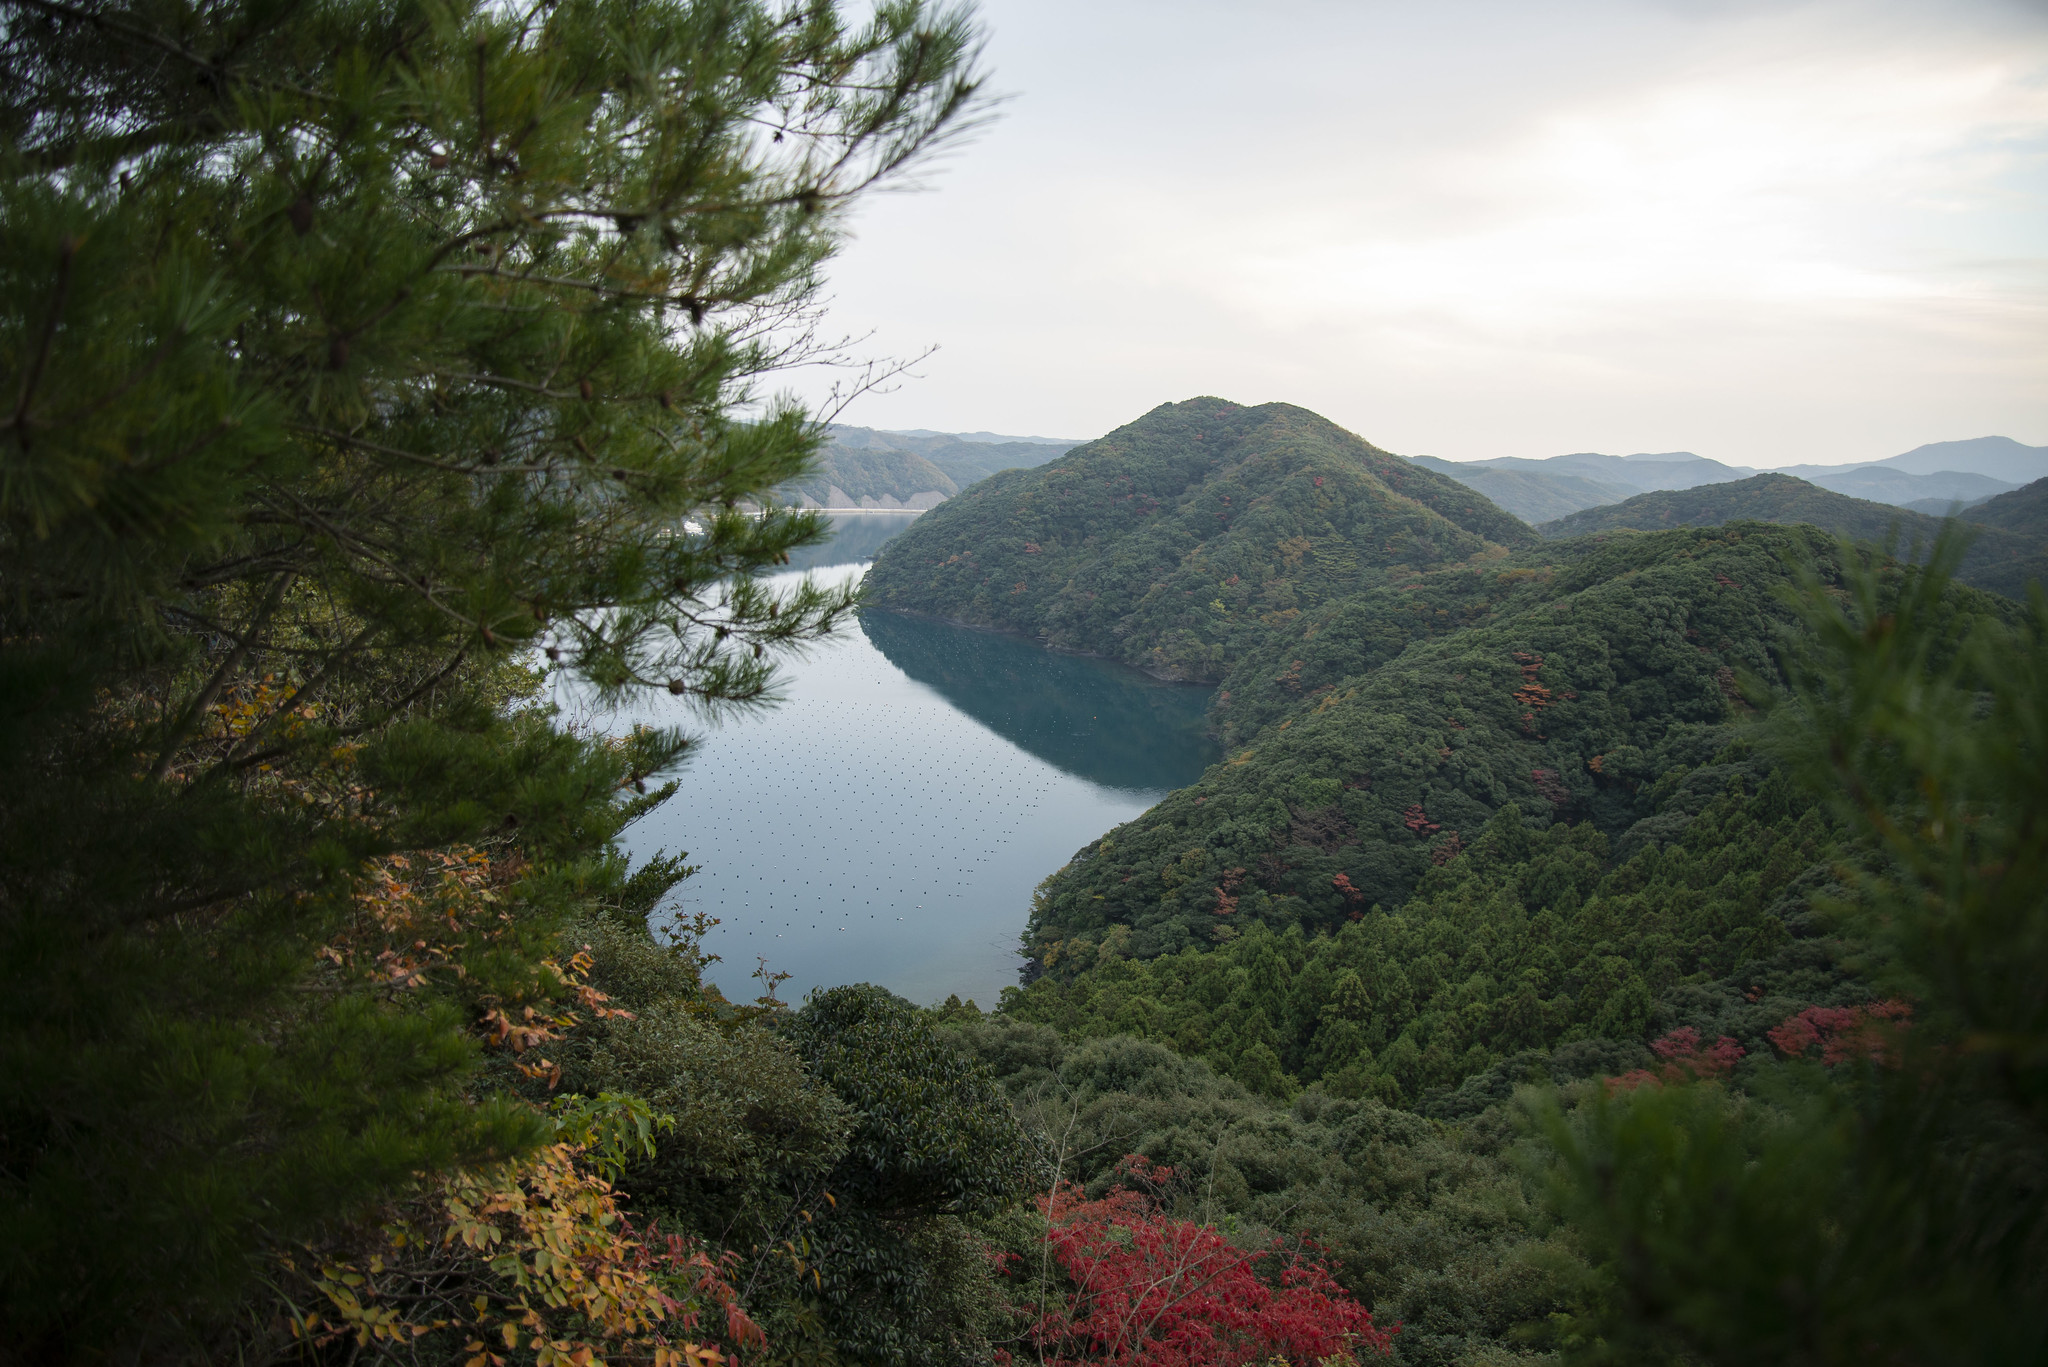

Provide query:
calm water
left=598, top=513, right=1217, bottom=1006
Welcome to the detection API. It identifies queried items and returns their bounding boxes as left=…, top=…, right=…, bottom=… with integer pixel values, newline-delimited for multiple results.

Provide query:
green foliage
left=1023, top=525, right=1872, bottom=965
left=549, top=1090, right=677, bottom=1177
left=954, top=1018, right=1591, bottom=1367
left=0, top=0, right=984, bottom=1354
left=1536, top=473, right=2046, bottom=597
left=773, top=985, right=1039, bottom=1367
left=1532, top=530, right=2048, bottom=1363
left=1005, top=765, right=1852, bottom=1105
left=863, top=398, right=1535, bottom=682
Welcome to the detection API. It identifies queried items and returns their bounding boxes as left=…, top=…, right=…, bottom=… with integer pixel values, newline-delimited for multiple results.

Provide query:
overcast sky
left=793, top=0, right=2048, bottom=467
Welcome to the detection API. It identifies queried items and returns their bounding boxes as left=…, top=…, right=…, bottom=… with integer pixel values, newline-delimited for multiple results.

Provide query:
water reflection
left=600, top=513, right=1217, bottom=1004
left=859, top=610, right=1217, bottom=792
left=785, top=510, right=922, bottom=570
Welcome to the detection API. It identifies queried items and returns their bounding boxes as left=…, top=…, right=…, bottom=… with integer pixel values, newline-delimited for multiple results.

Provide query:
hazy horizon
left=795, top=0, right=2047, bottom=468
left=838, top=415, right=2039, bottom=472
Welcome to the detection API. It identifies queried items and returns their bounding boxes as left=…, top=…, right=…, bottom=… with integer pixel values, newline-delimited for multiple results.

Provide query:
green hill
left=862, top=398, right=1536, bottom=682
left=1536, top=472, right=1922, bottom=541
left=1018, top=524, right=1840, bottom=962
left=1537, top=472, right=2044, bottom=597
left=1956, top=476, right=2048, bottom=598
left=1003, top=523, right=2024, bottom=1105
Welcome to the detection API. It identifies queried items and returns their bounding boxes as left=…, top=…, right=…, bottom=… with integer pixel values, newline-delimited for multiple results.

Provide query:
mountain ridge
left=864, top=398, right=1536, bottom=683
left=1536, top=472, right=2047, bottom=598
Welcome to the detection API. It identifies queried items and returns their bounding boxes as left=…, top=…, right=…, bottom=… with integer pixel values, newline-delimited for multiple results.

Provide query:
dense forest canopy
left=1536, top=472, right=2048, bottom=594
left=863, top=398, right=1535, bottom=682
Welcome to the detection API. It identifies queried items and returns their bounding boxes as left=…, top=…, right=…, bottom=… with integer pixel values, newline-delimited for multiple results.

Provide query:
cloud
left=801, top=0, right=2048, bottom=465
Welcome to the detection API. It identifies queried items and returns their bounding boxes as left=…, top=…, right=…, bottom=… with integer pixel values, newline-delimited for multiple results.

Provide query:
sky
left=792, top=0, right=2048, bottom=467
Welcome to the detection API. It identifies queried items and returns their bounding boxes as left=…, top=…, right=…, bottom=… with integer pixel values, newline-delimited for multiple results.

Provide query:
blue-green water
left=607, top=513, right=1217, bottom=1006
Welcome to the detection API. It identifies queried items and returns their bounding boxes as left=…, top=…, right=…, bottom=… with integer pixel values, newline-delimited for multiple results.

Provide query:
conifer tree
left=0, top=0, right=984, bottom=1353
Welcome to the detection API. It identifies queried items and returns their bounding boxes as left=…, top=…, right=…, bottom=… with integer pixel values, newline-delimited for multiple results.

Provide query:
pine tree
left=0, top=0, right=984, bottom=1353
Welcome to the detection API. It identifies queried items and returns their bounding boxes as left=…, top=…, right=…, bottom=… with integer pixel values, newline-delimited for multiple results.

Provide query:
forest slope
left=863, top=398, right=1536, bottom=681
left=1537, top=472, right=1924, bottom=540
left=1536, top=472, right=2044, bottom=597
left=1023, top=525, right=1873, bottom=959
left=1006, top=525, right=2023, bottom=1106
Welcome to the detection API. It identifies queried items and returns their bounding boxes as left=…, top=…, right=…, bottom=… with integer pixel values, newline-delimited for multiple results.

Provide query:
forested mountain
left=863, top=399, right=1535, bottom=681
left=1538, top=472, right=1919, bottom=540
left=1018, top=525, right=1844, bottom=958
left=976, top=509, right=2047, bottom=1359
left=11, top=0, right=2041, bottom=1355
left=1536, top=472, right=2047, bottom=595
left=1967, top=475, right=2048, bottom=534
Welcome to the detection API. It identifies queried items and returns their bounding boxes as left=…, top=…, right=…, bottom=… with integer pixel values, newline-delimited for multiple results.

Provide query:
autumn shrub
left=1015, top=1155, right=1393, bottom=1367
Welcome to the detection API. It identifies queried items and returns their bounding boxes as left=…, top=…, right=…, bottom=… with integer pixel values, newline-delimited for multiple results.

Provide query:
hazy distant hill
left=1874, top=436, right=2048, bottom=484
left=1536, top=472, right=2045, bottom=596
left=1799, top=465, right=2015, bottom=507
left=1774, top=436, right=2043, bottom=505
left=1419, top=437, right=2045, bottom=519
left=864, top=398, right=1535, bottom=682
left=776, top=424, right=1079, bottom=509
left=1411, top=449, right=1752, bottom=522
left=1409, top=456, right=1636, bottom=522
left=1903, top=493, right=1997, bottom=516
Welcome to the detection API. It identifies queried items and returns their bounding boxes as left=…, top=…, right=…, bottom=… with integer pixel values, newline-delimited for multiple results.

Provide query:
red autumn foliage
left=1607, top=1027, right=1745, bottom=1093
left=1768, top=999, right=1912, bottom=1066
left=1400, top=805, right=1439, bottom=835
left=1020, top=1157, right=1394, bottom=1367
left=1429, top=831, right=1464, bottom=866
left=1528, top=769, right=1570, bottom=808
left=1331, top=872, right=1365, bottom=905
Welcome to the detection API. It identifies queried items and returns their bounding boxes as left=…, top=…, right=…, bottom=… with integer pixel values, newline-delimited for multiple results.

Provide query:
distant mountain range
left=1411, top=436, right=2046, bottom=524
left=776, top=424, right=1081, bottom=509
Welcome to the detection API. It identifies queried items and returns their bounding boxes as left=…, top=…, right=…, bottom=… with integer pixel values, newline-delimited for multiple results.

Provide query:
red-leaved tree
left=1017, top=1156, right=1393, bottom=1367
left=1608, top=1027, right=1746, bottom=1093
left=1767, top=999, right=1913, bottom=1067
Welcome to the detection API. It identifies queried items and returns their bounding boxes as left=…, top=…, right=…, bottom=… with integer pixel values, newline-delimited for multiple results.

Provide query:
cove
left=609, top=513, right=1218, bottom=1006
